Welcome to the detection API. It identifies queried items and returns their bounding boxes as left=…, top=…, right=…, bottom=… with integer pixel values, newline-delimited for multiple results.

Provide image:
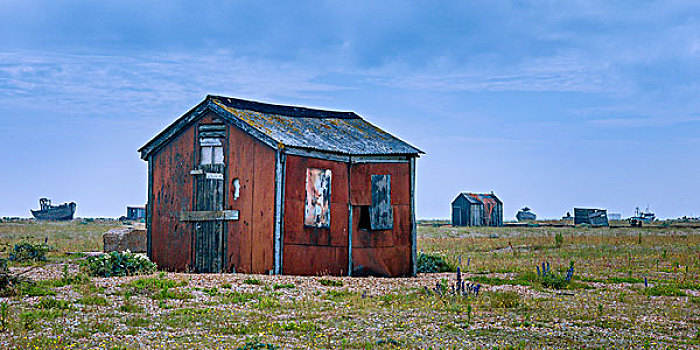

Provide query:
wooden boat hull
left=31, top=202, right=76, bottom=221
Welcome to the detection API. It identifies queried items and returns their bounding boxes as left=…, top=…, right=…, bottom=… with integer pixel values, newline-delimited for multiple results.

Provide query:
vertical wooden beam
left=146, top=155, right=153, bottom=260
left=347, top=159, right=353, bottom=276
left=410, top=156, right=417, bottom=276
left=273, top=149, right=286, bottom=274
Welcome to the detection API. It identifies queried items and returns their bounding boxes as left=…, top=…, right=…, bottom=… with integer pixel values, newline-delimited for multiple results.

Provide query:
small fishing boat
left=516, top=207, right=537, bottom=221
left=30, top=198, right=76, bottom=221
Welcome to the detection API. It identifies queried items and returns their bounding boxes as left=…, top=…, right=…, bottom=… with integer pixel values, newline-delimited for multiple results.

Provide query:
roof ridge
left=208, top=95, right=360, bottom=119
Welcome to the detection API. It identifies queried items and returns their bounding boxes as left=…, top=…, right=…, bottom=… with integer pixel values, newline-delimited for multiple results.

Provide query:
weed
left=151, top=287, right=192, bottom=301
left=0, top=303, right=8, bottom=331
left=126, top=276, right=187, bottom=291
left=78, top=295, right=108, bottom=306
left=318, top=278, right=343, bottom=287
left=220, top=291, right=257, bottom=304
left=640, top=284, right=686, bottom=297
left=220, top=283, right=232, bottom=289
left=536, top=261, right=574, bottom=289
left=236, top=342, right=278, bottom=350
left=253, top=297, right=280, bottom=309
left=36, top=298, right=72, bottom=309
left=203, top=287, right=219, bottom=296
left=82, top=251, right=156, bottom=277
left=607, top=276, right=644, bottom=284
left=243, top=278, right=263, bottom=285
left=9, top=242, right=49, bottom=262
left=489, top=291, right=521, bottom=308
left=20, top=284, right=55, bottom=297
left=273, top=283, right=295, bottom=290
left=417, top=252, right=457, bottom=273
left=554, top=232, right=564, bottom=248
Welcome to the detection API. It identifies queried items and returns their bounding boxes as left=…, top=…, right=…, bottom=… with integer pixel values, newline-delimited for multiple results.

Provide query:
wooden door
left=180, top=123, right=238, bottom=273
left=193, top=163, right=225, bottom=273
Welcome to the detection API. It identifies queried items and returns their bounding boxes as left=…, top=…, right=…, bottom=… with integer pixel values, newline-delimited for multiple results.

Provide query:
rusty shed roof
left=454, top=192, right=503, bottom=205
left=140, top=95, right=423, bottom=159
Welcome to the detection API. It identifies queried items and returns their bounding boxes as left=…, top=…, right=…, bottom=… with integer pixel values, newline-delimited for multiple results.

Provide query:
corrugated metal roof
left=210, top=96, right=423, bottom=156
left=459, top=192, right=502, bottom=205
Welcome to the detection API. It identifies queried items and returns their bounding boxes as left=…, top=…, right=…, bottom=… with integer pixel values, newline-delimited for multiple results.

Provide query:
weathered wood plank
left=181, top=210, right=239, bottom=222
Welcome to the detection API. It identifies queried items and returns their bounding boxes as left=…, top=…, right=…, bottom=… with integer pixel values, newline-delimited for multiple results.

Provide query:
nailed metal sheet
left=304, top=168, right=332, bottom=228
left=370, top=175, right=393, bottom=230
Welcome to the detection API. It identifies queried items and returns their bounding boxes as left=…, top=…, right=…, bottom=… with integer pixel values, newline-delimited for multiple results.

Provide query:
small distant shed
left=451, top=192, right=503, bottom=227
left=126, top=206, right=146, bottom=221
left=139, top=95, right=423, bottom=276
left=574, top=208, right=609, bottom=226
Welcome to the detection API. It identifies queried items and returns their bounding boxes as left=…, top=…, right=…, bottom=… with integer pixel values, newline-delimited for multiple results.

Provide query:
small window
left=369, top=174, right=393, bottom=230
left=304, top=168, right=332, bottom=228
left=357, top=205, right=371, bottom=230
left=199, top=138, right=224, bottom=165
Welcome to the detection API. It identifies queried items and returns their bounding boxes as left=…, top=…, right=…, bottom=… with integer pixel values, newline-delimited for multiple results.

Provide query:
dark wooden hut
left=451, top=192, right=503, bottom=227
left=139, top=96, right=423, bottom=277
left=574, top=208, right=609, bottom=226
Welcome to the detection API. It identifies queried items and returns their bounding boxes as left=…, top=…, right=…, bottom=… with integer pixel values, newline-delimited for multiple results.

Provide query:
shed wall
left=282, top=155, right=413, bottom=276
left=150, top=115, right=199, bottom=271
left=149, top=112, right=276, bottom=272
left=282, top=155, right=349, bottom=275
left=224, top=121, right=276, bottom=274
left=350, top=162, right=412, bottom=277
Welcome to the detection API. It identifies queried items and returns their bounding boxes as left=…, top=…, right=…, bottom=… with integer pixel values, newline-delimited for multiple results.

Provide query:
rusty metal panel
left=352, top=246, right=411, bottom=277
left=304, top=168, right=332, bottom=228
left=370, top=175, right=393, bottom=230
left=282, top=244, right=348, bottom=276
left=350, top=163, right=410, bottom=206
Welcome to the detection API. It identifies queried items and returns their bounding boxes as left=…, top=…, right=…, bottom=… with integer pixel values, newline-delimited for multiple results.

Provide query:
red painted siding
left=282, top=156, right=413, bottom=277
left=349, top=162, right=412, bottom=277
left=223, top=118, right=276, bottom=274
left=282, top=155, right=350, bottom=275
left=150, top=112, right=276, bottom=273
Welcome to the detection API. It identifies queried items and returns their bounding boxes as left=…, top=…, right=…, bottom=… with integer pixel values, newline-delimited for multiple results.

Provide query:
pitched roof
left=454, top=192, right=502, bottom=205
left=139, top=95, right=423, bottom=159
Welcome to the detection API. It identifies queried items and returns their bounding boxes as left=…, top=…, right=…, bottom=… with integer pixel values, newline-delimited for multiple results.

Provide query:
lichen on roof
left=211, top=97, right=422, bottom=155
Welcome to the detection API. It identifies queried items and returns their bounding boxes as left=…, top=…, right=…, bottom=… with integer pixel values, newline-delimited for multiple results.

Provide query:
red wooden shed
left=139, top=96, right=423, bottom=276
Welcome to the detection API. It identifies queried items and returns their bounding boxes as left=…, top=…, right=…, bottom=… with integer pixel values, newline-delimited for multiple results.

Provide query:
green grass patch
left=19, top=284, right=55, bottom=297
left=606, top=276, right=645, bottom=284
left=151, top=288, right=192, bottom=301
left=324, top=290, right=356, bottom=301
left=125, top=276, right=187, bottom=291
left=78, top=295, right=109, bottom=306
left=35, top=298, right=72, bottom=310
left=639, top=284, right=687, bottom=297
left=272, top=283, right=295, bottom=290
left=489, top=291, right=521, bottom=308
left=220, top=291, right=257, bottom=303
left=318, top=278, right=343, bottom=287
left=243, top=278, right=263, bottom=285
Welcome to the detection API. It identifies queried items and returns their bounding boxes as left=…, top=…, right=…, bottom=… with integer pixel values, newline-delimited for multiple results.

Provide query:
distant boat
left=30, top=198, right=76, bottom=221
left=629, top=206, right=655, bottom=226
left=516, top=207, right=537, bottom=221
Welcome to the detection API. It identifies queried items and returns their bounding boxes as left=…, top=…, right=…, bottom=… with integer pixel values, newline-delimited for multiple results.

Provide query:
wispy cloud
left=0, top=51, right=347, bottom=117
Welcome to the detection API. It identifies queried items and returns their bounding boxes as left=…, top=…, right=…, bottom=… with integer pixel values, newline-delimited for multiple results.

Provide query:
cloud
left=0, top=51, right=347, bottom=117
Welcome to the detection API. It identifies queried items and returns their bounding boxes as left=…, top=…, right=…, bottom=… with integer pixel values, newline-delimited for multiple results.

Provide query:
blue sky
left=1, top=1, right=699, bottom=219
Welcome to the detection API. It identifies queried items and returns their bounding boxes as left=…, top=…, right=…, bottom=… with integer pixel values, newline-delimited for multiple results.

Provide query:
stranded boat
left=30, top=198, right=76, bottom=221
left=516, top=207, right=537, bottom=221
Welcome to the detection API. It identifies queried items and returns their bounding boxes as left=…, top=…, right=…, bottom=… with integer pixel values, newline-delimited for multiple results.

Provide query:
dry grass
left=0, top=221, right=698, bottom=349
